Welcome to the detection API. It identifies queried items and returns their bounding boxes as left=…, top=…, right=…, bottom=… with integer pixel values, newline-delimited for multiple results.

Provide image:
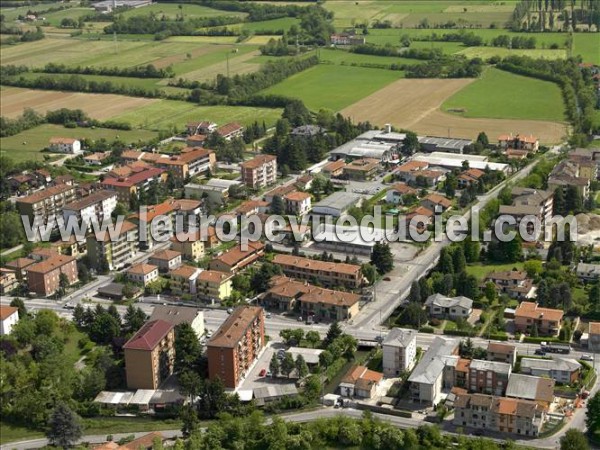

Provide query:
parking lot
left=237, top=342, right=297, bottom=392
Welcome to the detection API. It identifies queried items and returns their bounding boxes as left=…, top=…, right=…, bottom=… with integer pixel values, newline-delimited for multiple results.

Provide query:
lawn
left=465, top=262, right=525, bottom=281
left=573, top=33, right=600, bottom=65
left=261, top=64, right=403, bottom=111
left=113, top=100, right=283, bottom=131
left=442, top=67, right=567, bottom=122
left=0, top=124, right=158, bottom=163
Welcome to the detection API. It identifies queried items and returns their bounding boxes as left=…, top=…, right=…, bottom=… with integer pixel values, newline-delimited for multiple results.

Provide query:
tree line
left=509, top=0, right=600, bottom=31
left=34, top=62, right=173, bottom=79
left=104, top=14, right=242, bottom=36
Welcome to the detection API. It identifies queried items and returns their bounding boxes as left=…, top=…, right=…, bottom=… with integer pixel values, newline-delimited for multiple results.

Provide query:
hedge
left=523, top=336, right=570, bottom=344
left=443, top=329, right=475, bottom=337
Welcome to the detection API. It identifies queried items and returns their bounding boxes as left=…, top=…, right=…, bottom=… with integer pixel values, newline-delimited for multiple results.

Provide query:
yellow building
left=197, top=270, right=233, bottom=301
left=170, top=231, right=205, bottom=262
left=169, top=265, right=201, bottom=298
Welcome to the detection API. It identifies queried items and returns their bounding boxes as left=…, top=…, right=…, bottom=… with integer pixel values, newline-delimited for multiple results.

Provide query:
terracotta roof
left=589, top=322, right=600, bottom=335
left=172, top=198, right=201, bottom=212
left=0, top=305, right=18, bottom=321
left=217, top=122, right=243, bottom=137
left=406, top=206, right=434, bottom=220
left=150, top=249, right=182, bottom=262
left=187, top=134, right=207, bottom=142
left=155, top=148, right=214, bottom=166
left=16, top=183, right=75, bottom=204
left=207, top=305, right=262, bottom=348
left=341, top=365, right=383, bottom=385
left=49, top=137, right=78, bottom=144
left=273, top=254, right=361, bottom=276
left=236, top=200, right=270, bottom=215
left=397, top=161, right=428, bottom=172
left=284, top=191, right=311, bottom=202
left=418, top=170, right=444, bottom=179
left=265, top=184, right=297, bottom=199
left=93, top=220, right=137, bottom=241
left=456, top=358, right=471, bottom=373
left=485, top=270, right=527, bottom=281
left=241, top=154, right=276, bottom=169
left=130, top=200, right=176, bottom=222
left=123, top=320, right=173, bottom=351
left=423, top=193, right=452, bottom=208
left=495, top=397, right=519, bottom=415
left=84, top=152, right=109, bottom=161
left=389, top=183, right=417, bottom=195
left=170, top=264, right=199, bottom=279
left=322, top=159, right=346, bottom=172
left=488, top=342, right=516, bottom=355
left=198, top=270, right=232, bottom=284
left=63, top=190, right=116, bottom=211
left=127, top=263, right=158, bottom=276
left=515, top=302, right=564, bottom=323
left=30, top=247, right=59, bottom=259
left=212, top=242, right=264, bottom=269
left=300, top=288, right=360, bottom=308
left=5, top=257, right=36, bottom=270
left=101, top=167, right=164, bottom=188
left=26, top=254, right=75, bottom=274
left=460, top=168, right=486, bottom=180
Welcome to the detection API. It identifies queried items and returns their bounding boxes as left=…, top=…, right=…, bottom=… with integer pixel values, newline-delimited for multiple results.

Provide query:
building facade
left=382, top=328, right=417, bottom=377
left=240, top=154, right=277, bottom=189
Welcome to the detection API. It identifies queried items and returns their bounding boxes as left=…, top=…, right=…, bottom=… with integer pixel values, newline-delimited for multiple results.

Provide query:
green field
left=457, top=46, right=567, bottom=59
left=0, top=124, right=158, bottom=163
left=442, top=67, right=567, bottom=122
left=261, top=64, right=402, bottom=111
left=119, top=3, right=246, bottom=19
left=114, top=100, right=283, bottom=131
left=41, top=7, right=95, bottom=26
left=573, top=33, right=600, bottom=64
left=466, top=262, right=525, bottom=281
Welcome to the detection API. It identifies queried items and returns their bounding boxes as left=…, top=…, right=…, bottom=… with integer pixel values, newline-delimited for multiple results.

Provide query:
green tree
left=281, top=352, right=295, bottom=378
left=305, top=330, right=321, bottom=348
left=524, top=259, right=543, bottom=278
left=123, top=305, right=146, bottom=332
left=484, top=281, right=497, bottom=303
left=399, top=302, right=427, bottom=328
left=409, top=281, right=421, bottom=303
left=269, top=353, right=280, bottom=377
left=46, top=402, right=82, bottom=448
left=589, top=282, right=600, bottom=313
left=89, top=313, right=121, bottom=345
left=587, top=392, right=600, bottom=436
left=174, top=323, right=202, bottom=373
left=452, top=246, right=466, bottom=273
left=370, top=242, right=394, bottom=274
left=295, top=354, right=309, bottom=378
left=111, top=202, right=128, bottom=220
left=559, top=429, right=590, bottom=450
left=319, top=350, right=334, bottom=367
left=361, top=262, right=377, bottom=285
left=401, top=131, right=419, bottom=156
left=9, top=298, right=27, bottom=318
left=324, top=321, right=342, bottom=347
left=270, top=195, right=285, bottom=214
left=439, top=248, right=454, bottom=274
left=476, top=131, right=489, bottom=147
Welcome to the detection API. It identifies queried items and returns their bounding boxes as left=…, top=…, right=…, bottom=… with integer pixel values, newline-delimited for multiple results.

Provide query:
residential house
left=170, top=231, right=205, bottom=262
left=420, top=193, right=452, bottom=213
left=26, top=254, right=78, bottom=296
left=409, top=337, right=460, bottom=405
left=169, top=264, right=201, bottom=298
left=209, top=242, right=264, bottom=274
left=425, top=294, right=473, bottom=320
left=505, top=373, right=555, bottom=408
left=83, top=152, right=110, bottom=165
left=330, top=30, right=366, bottom=46
left=284, top=191, right=312, bottom=216
left=273, top=254, right=363, bottom=289
left=16, top=184, right=78, bottom=235
left=217, top=122, right=244, bottom=140
left=149, top=249, right=182, bottom=272
left=186, top=121, right=217, bottom=136
left=588, top=322, right=600, bottom=352
left=100, top=167, right=167, bottom=203
left=126, top=263, right=159, bottom=287
left=87, top=220, right=138, bottom=271
left=49, top=137, right=82, bottom=154
left=206, top=306, right=265, bottom=388
left=150, top=305, right=205, bottom=338
left=453, top=393, right=545, bottom=437
left=294, top=174, right=313, bottom=191
left=321, top=159, right=346, bottom=178
left=548, top=159, right=591, bottom=199
left=487, top=342, right=517, bottom=367
left=484, top=270, right=536, bottom=300
left=153, top=148, right=216, bottom=181
left=385, top=183, right=418, bottom=205
left=468, top=359, right=512, bottom=396
left=0, top=269, right=18, bottom=295
left=514, top=302, right=563, bottom=336
left=520, top=358, right=581, bottom=384
left=395, top=161, right=429, bottom=182
left=458, top=168, right=486, bottom=188
left=240, top=154, right=277, bottom=189
left=404, top=206, right=434, bottom=233
left=0, top=305, right=19, bottom=335
left=197, top=270, right=233, bottom=301
left=62, top=190, right=118, bottom=227
left=186, top=134, right=207, bottom=148
left=5, top=257, right=35, bottom=281
left=124, top=320, right=175, bottom=390
left=498, top=134, right=539, bottom=152
left=382, top=328, right=417, bottom=377
left=343, top=158, right=380, bottom=181
left=339, top=365, right=383, bottom=399
left=498, top=188, right=554, bottom=237
left=577, top=263, right=600, bottom=282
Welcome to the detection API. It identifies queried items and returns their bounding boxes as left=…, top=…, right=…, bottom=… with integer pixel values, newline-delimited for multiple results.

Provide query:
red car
left=259, top=368, right=267, bottom=377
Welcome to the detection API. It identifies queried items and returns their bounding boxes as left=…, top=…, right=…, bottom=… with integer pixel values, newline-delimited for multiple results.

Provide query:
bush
left=419, top=326, right=435, bottom=333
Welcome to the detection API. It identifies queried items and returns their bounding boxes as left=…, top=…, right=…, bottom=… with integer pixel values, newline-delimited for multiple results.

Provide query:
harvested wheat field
left=1, top=87, right=158, bottom=120
left=341, top=78, right=568, bottom=144
left=176, top=50, right=261, bottom=82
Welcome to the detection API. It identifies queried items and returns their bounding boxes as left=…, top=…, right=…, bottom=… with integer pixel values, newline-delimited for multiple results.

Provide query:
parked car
left=266, top=312, right=272, bottom=319
left=227, top=308, right=233, bottom=314
left=534, top=349, right=546, bottom=356
left=298, top=316, right=303, bottom=322
left=259, top=368, right=267, bottom=377
left=581, top=354, right=593, bottom=361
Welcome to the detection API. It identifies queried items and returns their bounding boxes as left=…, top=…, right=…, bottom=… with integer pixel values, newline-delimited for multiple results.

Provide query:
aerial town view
left=0, top=0, right=599, bottom=449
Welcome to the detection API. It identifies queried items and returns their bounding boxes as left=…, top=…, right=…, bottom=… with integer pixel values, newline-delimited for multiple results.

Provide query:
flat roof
left=313, top=191, right=363, bottom=212
left=412, top=152, right=508, bottom=172
left=314, top=223, right=386, bottom=249
left=418, top=136, right=473, bottom=150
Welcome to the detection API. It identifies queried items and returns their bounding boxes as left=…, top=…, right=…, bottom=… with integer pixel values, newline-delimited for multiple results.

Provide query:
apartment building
left=170, top=231, right=205, bottom=262
left=26, top=254, right=78, bottom=296
left=514, top=302, right=563, bottom=336
left=149, top=249, right=182, bottom=272
left=548, top=159, right=591, bottom=198
left=506, top=374, right=555, bottom=409
left=153, top=148, right=216, bottom=181
left=468, top=359, right=512, bottom=396
left=240, top=154, right=277, bottom=189
left=487, top=342, right=517, bottom=367
left=16, top=183, right=78, bottom=230
left=100, top=167, right=167, bottom=203
left=150, top=305, right=204, bottom=338
left=343, top=158, right=380, bottom=181
left=62, top=190, right=118, bottom=226
left=209, top=242, right=265, bottom=274
left=123, top=320, right=175, bottom=390
left=130, top=200, right=178, bottom=250
left=520, top=358, right=581, bottom=384
left=498, top=188, right=554, bottom=237
left=126, top=263, right=159, bottom=286
left=453, top=393, right=545, bottom=437
left=5, top=257, right=35, bottom=281
left=484, top=270, right=536, bottom=300
left=382, top=328, right=417, bottom=377
left=86, top=220, right=139, bottom=270
left=284, top=191, right=312, bottom=216
left=206, top=306, right=265, bottom=389
left=424, top=294, right=473, bottom=320
left=272, top=254, right=363, bottom=289
left=197, top=270, right=233, bottom=301
left=0, top=269, right=18, bottom=295
left=169, top=264, right=201, bottom=298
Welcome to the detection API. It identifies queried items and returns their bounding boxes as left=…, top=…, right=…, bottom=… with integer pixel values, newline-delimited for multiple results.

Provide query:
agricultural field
left=113, top=100, right=283, bottom=131
left=341, top=77, right=568, bottom=144
left=573, top=33, right=600, bottom=64
left=40, top=7, right=95, bottom=26
left=317, top=48, right=422, bottom=66
left=442, top=67, right=566, bottom=122
left=0, top=124, right=158, bottom=163
left=457, top=47, right=567, bottom=59
left=0, top=87, right=159, bottom=120
left=323, top=0, right=514, bottom=28
left=262, top=64, right=403, bottom=111
left=119, top=3, right=247, bottom=20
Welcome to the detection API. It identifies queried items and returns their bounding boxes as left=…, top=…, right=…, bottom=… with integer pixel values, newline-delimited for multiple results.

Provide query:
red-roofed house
left=100, top=167, right=167, bottom=203
left=339, top=365, right=383, bottom=399
left=284, top=191, right=312, bottom=216
left=123, top=320, right=175, bottom=389
left=217, top=122, right=244, bottom=140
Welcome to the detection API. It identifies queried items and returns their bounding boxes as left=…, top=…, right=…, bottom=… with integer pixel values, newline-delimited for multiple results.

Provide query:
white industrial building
left=312, top=192, right=363, bottom=217
left=412, top=152, right=509, bottom=173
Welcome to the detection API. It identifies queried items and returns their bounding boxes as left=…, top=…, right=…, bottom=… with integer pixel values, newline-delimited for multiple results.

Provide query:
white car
left=581, top=354, right=593, bottom=361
